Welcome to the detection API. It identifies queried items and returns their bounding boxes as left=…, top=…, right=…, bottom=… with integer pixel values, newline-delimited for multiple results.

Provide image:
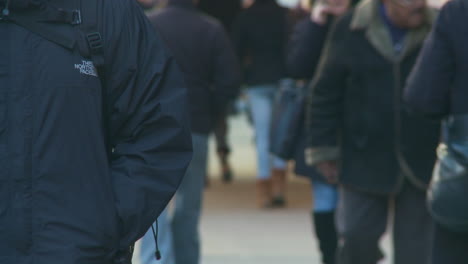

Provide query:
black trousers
left=336, top=182, right=433, bottom=264
left=432, top=224, right=468, bottom=264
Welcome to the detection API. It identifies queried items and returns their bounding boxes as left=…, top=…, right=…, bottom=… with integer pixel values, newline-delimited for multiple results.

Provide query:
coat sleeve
left=404, top=2, right=455, bottom=118
left=305, top=17, right=349, bottom=165
left=103, top=0, right=192, bottom=249
left=287, top=18, right=330, bottom=79
left=231, top=14, right=248, bottom=67
left=211, top=25, right=242, bottom=118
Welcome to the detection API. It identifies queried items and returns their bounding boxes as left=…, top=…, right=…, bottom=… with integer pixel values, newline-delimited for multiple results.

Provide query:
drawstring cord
left=150, top=220, right=162, bottom=261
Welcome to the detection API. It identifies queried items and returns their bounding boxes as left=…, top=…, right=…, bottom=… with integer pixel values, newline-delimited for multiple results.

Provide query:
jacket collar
left=350, top=0, right=437, bottom=62
left=0, top=0, right=45, bottom=11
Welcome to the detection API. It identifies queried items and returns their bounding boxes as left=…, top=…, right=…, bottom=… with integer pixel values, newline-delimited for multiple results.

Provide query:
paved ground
left=133, top=114, right=393, bottom=264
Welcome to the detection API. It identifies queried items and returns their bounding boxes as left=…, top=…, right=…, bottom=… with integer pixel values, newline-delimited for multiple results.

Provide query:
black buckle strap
left=86, top=32, right=104, bottom=67
left=87, top=32, right=103, bottom=52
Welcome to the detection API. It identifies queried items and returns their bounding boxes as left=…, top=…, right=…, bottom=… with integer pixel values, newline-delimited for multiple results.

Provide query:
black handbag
left=428, top=115, right=468, bottom=233
left=269, top=79, right=306, bottom=160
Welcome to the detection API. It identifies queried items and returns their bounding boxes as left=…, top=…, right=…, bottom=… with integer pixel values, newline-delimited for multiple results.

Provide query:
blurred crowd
left=133, top=0, right=467, bottom=264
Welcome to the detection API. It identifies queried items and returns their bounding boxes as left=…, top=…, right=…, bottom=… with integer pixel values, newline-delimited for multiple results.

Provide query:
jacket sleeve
left=404, top=2, right=455, bottom=118
left=231, top=14, right=248, bottom=66
left=211, top=25, right=242, bottom=118
left=287, top=18, right=330, bottom=79
left=305, top=17, right=349, bottom=165
left=103, top=0, right=192, bottom=249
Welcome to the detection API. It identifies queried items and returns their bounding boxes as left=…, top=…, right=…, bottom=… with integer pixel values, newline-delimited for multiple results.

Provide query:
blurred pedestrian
left=138, top=1, right=241, bottom=264
left=0, top=0, right=192, bottom=263
left=198, top=0, right=243, bottom=183
left=306, top=0, right=440, bottom=263
left=287, top=0, right=350, bottom=263
left=405, top=0, right=468, bottom=262
left=232, top=0, right=290, bottom=208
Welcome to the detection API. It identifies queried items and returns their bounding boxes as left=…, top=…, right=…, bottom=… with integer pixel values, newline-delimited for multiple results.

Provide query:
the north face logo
left=75, top=60, right=98, bottom=77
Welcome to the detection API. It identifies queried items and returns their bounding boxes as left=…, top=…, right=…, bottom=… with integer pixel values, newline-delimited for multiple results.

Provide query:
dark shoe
left=256, top=179, right=274, bottom=209
left=218, top=149, right=233, bottom=183
left=222, top=170, right=233, bottom=183
left=271, top=195, right=286, bottom=208
left=221, top=165, right=233, bottom=183
left=271, top=169, right=287, bottom=207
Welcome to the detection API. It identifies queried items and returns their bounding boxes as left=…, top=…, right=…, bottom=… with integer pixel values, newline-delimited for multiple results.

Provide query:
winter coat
left=286, top=18, right=331, bottom=181
left=306, top=0, right=440, bottom=194
left=232, top=0, right=289, bottom=86
left=0, top=0, right=192, bottom=263
left=405, top=0, right=468, bottom=117
left=287, top=18, right=331, bottom=80
left=148, top=0, right=241, bottom=134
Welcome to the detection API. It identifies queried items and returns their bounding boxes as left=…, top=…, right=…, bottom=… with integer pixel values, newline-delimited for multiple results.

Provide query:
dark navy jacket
left=149, top=0, right=241, bottom=134
left=286, top=18, right=330, bottom=181
left=232, top=0, right=289, bottom=86
left=405, top=0, right=468, bottom=117
left=0, top=0, right=192, bottom=263
left=306, top=0, right=440, bottom=194
left=287, top=18, right=331, bottom=80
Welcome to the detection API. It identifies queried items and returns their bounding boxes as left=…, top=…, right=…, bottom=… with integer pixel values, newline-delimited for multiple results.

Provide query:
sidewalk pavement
left=133, top=114, right=392, bottom=264
left=202, top=179, right=393, bottom=264
left=133, top=179, right=392, bottom=264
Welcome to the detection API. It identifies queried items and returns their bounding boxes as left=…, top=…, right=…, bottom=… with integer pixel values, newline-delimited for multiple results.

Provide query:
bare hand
left=316, top=161, right=339, bottom=184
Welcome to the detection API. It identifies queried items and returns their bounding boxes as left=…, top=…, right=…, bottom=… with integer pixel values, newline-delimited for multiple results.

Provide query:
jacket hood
left=0, top=0, right=45, bottom=11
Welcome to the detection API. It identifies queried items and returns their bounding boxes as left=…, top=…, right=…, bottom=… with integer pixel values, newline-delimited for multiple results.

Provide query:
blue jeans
left=311, top=181, right=338, bottom=213
left=246, top=85, right=286, bottom=179
left=139, top=133, right=209, bottom=264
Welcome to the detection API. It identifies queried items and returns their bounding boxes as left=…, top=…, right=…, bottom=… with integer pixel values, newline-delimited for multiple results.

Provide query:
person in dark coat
left=198, top=0, right=242, bottom=183
left=139, top=1, right=241, bottom=264
left=305, top=0, right=440, bottom=262
left=0, top=0, right=193, bottom=263
left=287, top=1, right=350, bottom=263
left=232, top=0, right=290, bottom=208
left=405, top=0, right=468, bottom=262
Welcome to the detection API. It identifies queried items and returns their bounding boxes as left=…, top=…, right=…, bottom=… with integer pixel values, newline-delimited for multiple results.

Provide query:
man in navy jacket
left=0, top=0, right=192, bottom=263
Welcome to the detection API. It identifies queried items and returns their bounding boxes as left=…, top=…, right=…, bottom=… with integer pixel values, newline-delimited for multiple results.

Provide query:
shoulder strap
left=78, top=0, right=112, bottom=155
left=8, top=6, right=80, bottom=51
left=8, top=0, right=111, bottom=154
left=8, top=0, right=105, bottom=72
left=77, top=0, right=105, bottom=71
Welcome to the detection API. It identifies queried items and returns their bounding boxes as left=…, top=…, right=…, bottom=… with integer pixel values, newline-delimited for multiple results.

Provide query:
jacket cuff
left=305, top=147, right=340, bottom=166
